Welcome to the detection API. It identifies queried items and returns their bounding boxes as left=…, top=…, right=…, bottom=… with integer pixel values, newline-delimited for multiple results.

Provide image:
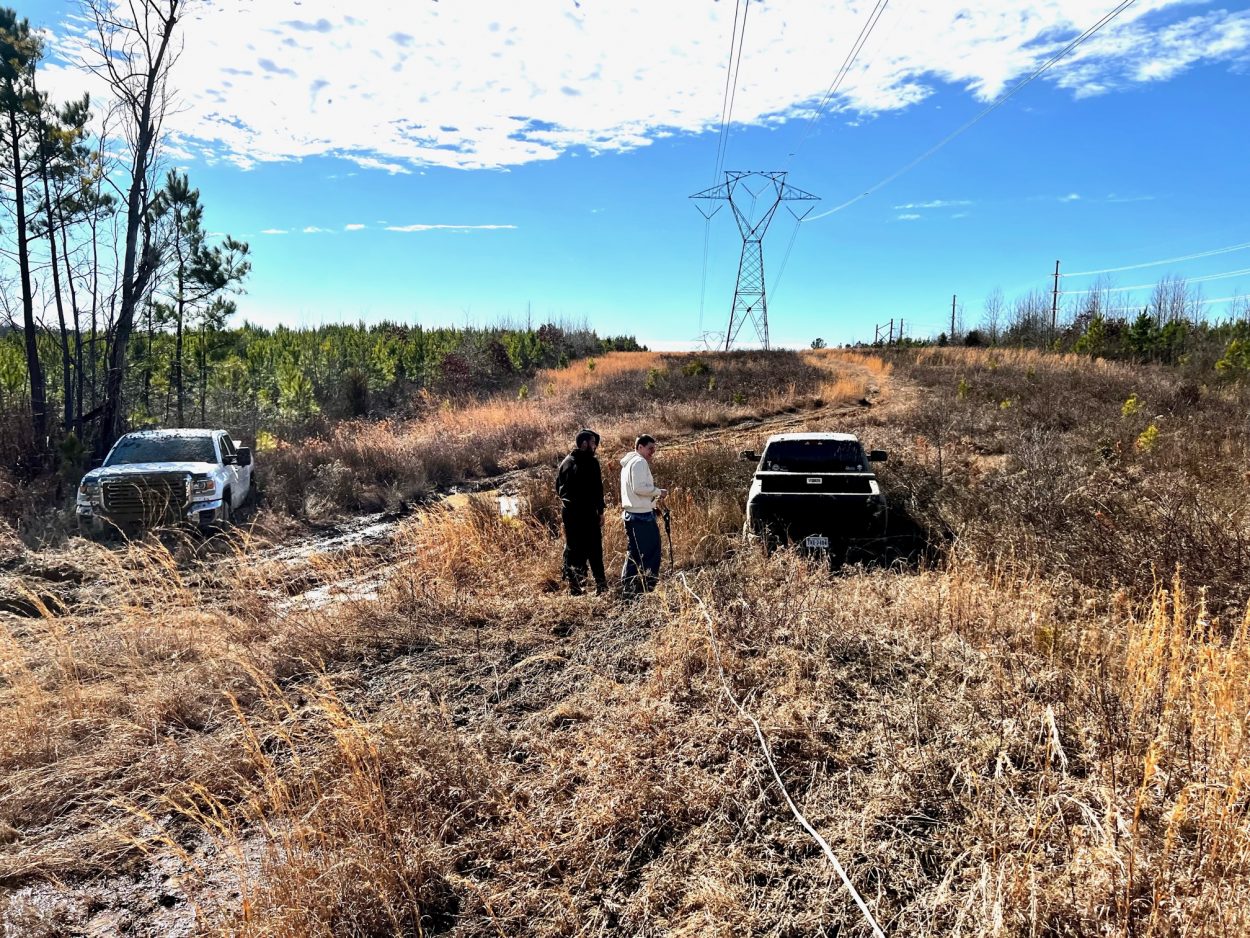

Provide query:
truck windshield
left=106, top=436, right=217, bottom=466
left=761, top=440, right=866, bottom=473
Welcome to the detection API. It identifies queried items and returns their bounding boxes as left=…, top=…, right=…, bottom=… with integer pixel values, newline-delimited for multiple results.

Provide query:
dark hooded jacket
left=556, top=447, right=606, bottom=516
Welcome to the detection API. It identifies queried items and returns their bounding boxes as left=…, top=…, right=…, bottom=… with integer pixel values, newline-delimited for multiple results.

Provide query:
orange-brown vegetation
left=3, top=348, right=1249, bottom=936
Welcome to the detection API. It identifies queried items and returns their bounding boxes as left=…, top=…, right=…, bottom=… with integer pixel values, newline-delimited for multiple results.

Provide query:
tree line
left=0, top=320, right=641, bottom=465
left=864, top=274, right=1250, bottom=384
left=0, top=3, right=641, bottom=478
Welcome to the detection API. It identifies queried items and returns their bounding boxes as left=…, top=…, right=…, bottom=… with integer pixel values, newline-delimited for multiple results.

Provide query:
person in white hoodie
left=619, top=434, right=668, bottom=595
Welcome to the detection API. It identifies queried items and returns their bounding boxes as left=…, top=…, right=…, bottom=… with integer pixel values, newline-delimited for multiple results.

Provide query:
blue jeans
left=622, top=511, right=661, bottom=594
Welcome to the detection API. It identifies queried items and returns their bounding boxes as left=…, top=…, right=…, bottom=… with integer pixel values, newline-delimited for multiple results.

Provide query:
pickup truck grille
left=101, top=474, right=190, bottom=522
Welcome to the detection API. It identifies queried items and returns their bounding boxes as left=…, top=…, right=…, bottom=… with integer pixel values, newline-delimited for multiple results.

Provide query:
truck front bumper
left=76, top=498, right=225, bottom=531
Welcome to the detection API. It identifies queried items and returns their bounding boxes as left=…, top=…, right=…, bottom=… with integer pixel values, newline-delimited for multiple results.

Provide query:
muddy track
left=1, top=373, right=900, bottom=619
left=239, top=384, right=899, bottom=612
left=264, top=390, right=883, bottom=560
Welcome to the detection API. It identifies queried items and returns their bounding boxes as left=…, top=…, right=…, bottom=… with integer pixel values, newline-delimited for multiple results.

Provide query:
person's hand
left=658, top=488, right=669, bottom=500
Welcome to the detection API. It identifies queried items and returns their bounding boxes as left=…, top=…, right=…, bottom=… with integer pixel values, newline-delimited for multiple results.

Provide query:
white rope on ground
left=678, top=572, right=887, bottom=938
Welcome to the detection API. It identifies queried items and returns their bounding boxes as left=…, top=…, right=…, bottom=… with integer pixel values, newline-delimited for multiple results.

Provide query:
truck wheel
left=752, top=522, right=780, bottom=557
left=219, top=491, right=233, bottom=527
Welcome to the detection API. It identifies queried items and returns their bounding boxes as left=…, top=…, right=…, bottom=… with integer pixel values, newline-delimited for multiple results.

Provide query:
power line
left=1104, top=292, right=1250, bottom=313
left=768, top=214, right=802, bottom=303
left=700, top=1, right=747, bottom=335
left=711, top=0, right=743, bottom=182
left=770, top=0, right=890, bottom=302
left=807, top=0, right=1138, bottom=223
left=1062, top=240, right=1250, bottom=277
left=715, top=0, right=751, bottom=179
left=698, top=217, right=712, bottom=334
left=1059, top=266, right=1250, bottom=295
left=786, top=0, right=890, bottom=168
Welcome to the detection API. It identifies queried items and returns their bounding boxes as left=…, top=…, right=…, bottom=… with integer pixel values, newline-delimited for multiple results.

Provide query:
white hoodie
left=619, top=450, right=662, bottom=513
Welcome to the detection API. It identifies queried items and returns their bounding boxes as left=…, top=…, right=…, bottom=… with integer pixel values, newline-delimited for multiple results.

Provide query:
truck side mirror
left=236, top=447, right=252, bottom=467
left=868, top=450, right=888, bottom=462
left=739, top=450, right=758, bottom=462
left=222, top=453, right=238, bottom=466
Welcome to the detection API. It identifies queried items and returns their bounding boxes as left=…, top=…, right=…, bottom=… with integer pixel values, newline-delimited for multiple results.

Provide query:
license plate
left=804, top=535, right=830, bottom=549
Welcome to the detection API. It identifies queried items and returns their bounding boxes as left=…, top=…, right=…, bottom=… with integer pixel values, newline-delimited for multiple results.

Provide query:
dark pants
left=562, top=508, right=606, bottom=593
left=622, top=512, right=661, bottom=595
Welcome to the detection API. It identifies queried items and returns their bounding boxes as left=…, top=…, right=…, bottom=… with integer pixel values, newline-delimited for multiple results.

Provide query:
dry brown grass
left=4, top=347, right=1250, bottom=936
left=257, top=349, right=884, bottom=521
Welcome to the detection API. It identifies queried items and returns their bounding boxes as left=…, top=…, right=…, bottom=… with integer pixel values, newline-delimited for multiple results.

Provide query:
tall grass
left=258, top=349, right=884, bottom=520
left=6, top=348, right=1248, bottom=935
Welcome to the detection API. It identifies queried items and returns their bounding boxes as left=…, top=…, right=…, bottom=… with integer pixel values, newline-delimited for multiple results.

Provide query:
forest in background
left=0, top=2, right=639, bottom=496
left=3, top=1, right=1248, bottom=524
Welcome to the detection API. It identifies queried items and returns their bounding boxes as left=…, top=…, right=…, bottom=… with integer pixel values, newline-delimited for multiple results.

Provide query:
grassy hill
left=2, top=348, right=1248, bottom=936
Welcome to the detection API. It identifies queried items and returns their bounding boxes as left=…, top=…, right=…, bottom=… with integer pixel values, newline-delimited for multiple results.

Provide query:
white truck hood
left=84, top=461, right=218, bottom=481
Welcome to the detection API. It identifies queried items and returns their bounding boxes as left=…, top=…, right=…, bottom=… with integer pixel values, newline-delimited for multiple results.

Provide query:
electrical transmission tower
left=691, top=171, right=819, bottom=350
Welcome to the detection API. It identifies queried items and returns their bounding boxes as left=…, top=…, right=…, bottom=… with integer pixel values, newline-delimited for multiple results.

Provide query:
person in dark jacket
left=556, top=427, right=607, bottom=595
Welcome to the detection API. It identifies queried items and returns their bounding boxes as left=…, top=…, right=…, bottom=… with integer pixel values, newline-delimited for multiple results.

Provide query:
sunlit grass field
left=3, top=347, right=1249, bottom=936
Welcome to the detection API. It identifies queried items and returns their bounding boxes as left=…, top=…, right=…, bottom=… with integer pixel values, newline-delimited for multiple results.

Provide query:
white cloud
left=35, top=2, right=1250, bottom=171
left=1060, top=193, right=1082, bottom=202
left=344, top=223, right=366, bottom=231
left=260, top=228, right=289, bottom=235
left=302, top=225, right=332, bottom=233
left=347, top=156, right=412, bottom=175
left=894, top=199, right=973, bottom=210
left=1053, top=9, right=1250, bottom=98
left=897, top=213, right=922, bottom=221
left=383, top=224, right=517, bottom=232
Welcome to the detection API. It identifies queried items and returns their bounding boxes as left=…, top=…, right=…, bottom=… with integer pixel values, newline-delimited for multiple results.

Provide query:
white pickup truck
left=76, top=428, right=255, bottom=536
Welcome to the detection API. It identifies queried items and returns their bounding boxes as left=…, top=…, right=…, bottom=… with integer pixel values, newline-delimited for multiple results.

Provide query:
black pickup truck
left=742, top=432, right=888, bottom=553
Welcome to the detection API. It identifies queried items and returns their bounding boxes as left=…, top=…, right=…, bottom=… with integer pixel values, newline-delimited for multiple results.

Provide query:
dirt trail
left=2, top=356, right=907, bottom=618
left=1, top=356, right=915, bottom=935
left=257, top=361, right=905, bottom=611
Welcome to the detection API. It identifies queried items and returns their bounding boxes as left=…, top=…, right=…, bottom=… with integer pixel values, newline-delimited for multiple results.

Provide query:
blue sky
left=25, top=0, right=1250, bottom=348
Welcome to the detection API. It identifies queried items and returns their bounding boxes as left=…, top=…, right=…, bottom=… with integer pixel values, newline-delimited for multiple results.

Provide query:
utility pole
left=873, top=323, right=882, bottom=345
left=899, top=319, right=905, bottom=343
left=888, top=318, right=895, bottom=346
left=951, top=294, right=957, bottom=339
left=1051, top=260, right=1061, bottom=336
left=691, top=171, right=819, bottom=350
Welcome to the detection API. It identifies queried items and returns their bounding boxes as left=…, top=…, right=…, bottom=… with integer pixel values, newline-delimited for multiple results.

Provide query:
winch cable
left=678, top=573, right=887, bottom=938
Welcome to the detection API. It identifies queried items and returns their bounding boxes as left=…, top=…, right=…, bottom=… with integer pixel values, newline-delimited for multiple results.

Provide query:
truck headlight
left=192, top=478, right=216, bottom=496
left=78, top=479, right=100, bottom=503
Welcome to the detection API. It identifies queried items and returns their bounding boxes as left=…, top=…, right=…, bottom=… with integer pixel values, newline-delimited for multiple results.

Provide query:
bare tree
left=85, top=0, right=184, bottom=455
left=981, top=287, right=1003, bottom=345
left=1234, top=294, right=1250, bottom=324
left=1148, top=274, right=1205, bottom=325
left=1008, top=288, right=1052, bottom=346
left=1082, top=275, right=1114, bottom=321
